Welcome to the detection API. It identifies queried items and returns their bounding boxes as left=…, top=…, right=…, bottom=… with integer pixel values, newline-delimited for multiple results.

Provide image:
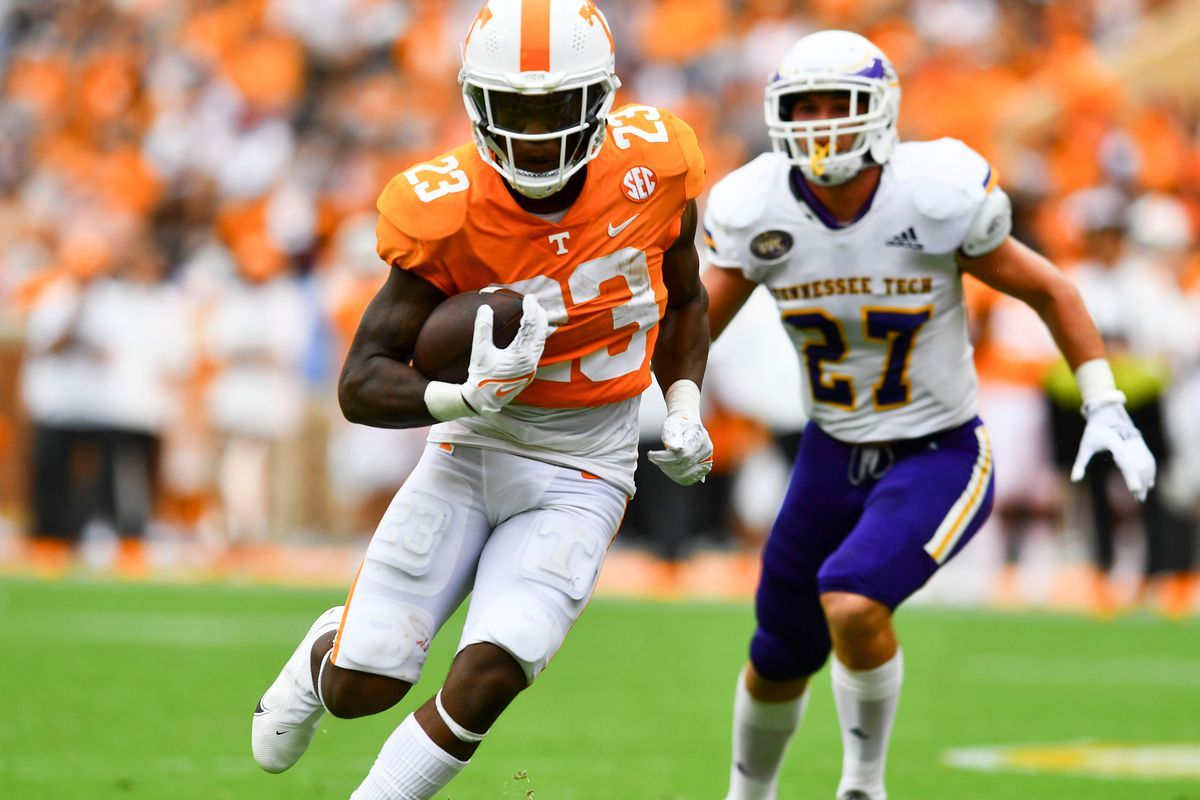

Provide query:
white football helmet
left=459, top=0, right=621, bottom=199
left=765, top=30, right=900, bottom=186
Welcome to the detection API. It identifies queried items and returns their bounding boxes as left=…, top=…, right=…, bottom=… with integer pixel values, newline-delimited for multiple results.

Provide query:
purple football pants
left=750, top=417, right=994, bottom=680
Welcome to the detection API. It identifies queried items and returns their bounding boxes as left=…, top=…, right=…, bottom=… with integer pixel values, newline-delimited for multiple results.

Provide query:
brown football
left=412, top=289, right=526, bottom=383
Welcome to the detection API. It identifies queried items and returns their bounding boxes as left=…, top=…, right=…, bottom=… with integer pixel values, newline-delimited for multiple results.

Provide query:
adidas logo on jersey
left=885, top=227, right=923, bottom=250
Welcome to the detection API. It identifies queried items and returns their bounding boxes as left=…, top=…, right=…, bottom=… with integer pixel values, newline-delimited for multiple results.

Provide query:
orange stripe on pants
left=330, top=560, right=364, bottom=666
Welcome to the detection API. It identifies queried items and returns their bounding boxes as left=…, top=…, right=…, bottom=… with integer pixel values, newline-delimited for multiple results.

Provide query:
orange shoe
left=1157, top=572, right=1196, bottom=621
left=992, top=564, right=1024, bottom=610
left=1089, top=571, right=1121, bottom=619
left=114, top=539, right=148, bottom=579
left=26, top=538, right=74, bottom=577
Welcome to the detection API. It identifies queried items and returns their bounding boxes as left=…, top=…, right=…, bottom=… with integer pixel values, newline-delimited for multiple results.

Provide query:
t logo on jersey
left=548, top=232, right=571, bottom=255
left=622, top=166, right=657, bottom=203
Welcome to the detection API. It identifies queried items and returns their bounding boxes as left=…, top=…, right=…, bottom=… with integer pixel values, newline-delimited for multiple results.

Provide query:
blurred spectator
left=84, top=235, right=195, bottom=568
left=18, top=230, right=115, bottom=569
left=967, top=279, right=1061, bottom=606
left=1044, top=185, right=1192, bottom=614
left=201, top=236, right=310, bottom=546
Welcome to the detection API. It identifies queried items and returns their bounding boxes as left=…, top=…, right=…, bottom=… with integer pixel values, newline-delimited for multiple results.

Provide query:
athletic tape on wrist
left=1074, top=359, right=1126, bottom=414
left=664, top=379, right=702, bottom=419
left=434, top=690, right=488, bottom=743
left=424, top=381, right=474, bottom=422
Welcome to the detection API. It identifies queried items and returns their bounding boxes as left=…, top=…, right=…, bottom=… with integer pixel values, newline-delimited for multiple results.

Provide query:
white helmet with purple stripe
left=765, top=30, right=900, bottom=186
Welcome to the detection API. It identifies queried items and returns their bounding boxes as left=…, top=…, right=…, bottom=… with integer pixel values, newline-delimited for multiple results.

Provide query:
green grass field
left=2, top=577, right=1197, bottom=799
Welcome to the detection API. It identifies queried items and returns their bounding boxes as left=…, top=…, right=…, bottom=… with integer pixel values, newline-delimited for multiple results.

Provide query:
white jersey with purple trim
left=704, top=138, right=1002, bottom=443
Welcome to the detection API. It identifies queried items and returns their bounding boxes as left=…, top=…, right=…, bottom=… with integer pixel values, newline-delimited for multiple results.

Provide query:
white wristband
left=424, top=381, right=474, bottom=422
left=664, top=379, right=702, bottom=419
left=1075, top=358, right=1126, bottom=413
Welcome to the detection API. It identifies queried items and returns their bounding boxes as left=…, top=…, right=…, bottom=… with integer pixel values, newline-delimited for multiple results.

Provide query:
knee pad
left=335, top=600, right=435, bottom=682
left=750, top=625, right=830, bottom=681
left=753, top=566, right=831, bottom=679
left=463, top=593, right=562, bottom=682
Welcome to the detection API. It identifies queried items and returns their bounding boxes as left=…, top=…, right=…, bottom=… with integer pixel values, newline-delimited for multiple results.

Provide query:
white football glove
left=460, top=294, right=549, bottom=415
left=1071, top=401, right=1157, bottom=502
left=649, top=410, right=714, bottom=486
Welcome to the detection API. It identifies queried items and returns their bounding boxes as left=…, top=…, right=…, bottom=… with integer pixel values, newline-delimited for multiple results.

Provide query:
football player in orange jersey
left=250, top=2, right=713, bottom=797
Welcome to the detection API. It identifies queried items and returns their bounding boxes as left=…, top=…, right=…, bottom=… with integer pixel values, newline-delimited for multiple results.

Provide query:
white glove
left=1071, top=401, right=1157, bottom=502
left=649, top=410, right=714, bottom=486
left=460, top=293, right=549, bottom=414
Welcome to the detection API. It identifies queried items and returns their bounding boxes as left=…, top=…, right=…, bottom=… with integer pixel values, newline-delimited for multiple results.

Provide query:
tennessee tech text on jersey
left=376, top=104, right=704, bottom=495
left=705, top=138, right=1006, bottom=444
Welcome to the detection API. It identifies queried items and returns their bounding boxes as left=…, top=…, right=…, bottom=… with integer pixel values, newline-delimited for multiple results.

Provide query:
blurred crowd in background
left=1, top=0, right=1199, bottom=614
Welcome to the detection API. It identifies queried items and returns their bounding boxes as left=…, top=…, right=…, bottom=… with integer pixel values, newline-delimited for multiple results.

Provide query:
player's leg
left=818, top=419, right=995, bottom=800
left=727, top=424, right=864, bottom=800
left=252, top=444, right=490, bottom=773
left=352, top=452, right=626, bottom=799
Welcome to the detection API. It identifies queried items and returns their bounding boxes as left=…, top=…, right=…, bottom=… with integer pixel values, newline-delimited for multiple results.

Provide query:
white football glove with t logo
left=460, top=296, right=549, bottom=419
left=648, top=380, right=714, bottom=486
left=461, top=293, right=549, bottom=414
left=1070, top=359, right=1157, bottom=502
left=422, top=293, right=548, bottom=421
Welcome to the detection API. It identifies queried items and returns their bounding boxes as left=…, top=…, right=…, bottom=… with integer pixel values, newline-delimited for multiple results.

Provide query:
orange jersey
left=376, top=103, right=704, bottom=408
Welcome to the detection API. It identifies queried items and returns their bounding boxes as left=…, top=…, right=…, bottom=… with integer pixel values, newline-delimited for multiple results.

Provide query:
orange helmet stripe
left=520, top=0, right=552, bottom=72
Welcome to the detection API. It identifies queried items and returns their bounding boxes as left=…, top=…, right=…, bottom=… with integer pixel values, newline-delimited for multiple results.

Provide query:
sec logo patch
left=750, top=229, right=794, bottom=261
left=621, top=166, right=657, bottom=203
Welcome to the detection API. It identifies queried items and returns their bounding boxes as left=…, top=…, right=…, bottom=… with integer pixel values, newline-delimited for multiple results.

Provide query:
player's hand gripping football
left=461, top=293, right=549, bottom=414
left=1071, top=400, right=1157, bottom=502
left=649, top=410, right=714, bottom=486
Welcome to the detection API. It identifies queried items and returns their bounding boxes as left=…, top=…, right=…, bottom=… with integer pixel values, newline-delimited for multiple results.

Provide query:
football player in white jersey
left=702, top=30, right=1157, bottom=800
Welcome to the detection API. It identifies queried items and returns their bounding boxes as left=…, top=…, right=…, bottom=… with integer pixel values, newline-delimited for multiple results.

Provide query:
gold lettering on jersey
left=548, top=232, right=571, bottom=255
left=770, top=276, right=875, bottom=300
left=769, top=275, right=934, bottom=301
left=882, top=277, right=934, bottom=295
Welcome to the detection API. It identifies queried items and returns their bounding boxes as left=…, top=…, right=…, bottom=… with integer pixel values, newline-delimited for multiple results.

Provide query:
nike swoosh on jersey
left=607, top=213, right=640, bottom=237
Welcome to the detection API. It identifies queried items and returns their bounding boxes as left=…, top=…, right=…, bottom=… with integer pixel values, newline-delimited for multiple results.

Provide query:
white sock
left=351, top=714, right=467, bottom=800
left=831, top=650, right=903, bottom=800
left=725, top=666, right=809, bottom=800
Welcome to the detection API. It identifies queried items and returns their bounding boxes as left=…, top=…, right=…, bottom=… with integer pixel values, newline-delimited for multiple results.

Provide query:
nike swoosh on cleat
left=608, top=213, right=640, bottom=237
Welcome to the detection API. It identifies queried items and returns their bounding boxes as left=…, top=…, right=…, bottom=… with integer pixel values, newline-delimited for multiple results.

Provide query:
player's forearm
left=338, top=354, right=440, bottom=428
left=652, top=292, right=710, bottom=389
left=1028, top=276, right=1106, bottom=370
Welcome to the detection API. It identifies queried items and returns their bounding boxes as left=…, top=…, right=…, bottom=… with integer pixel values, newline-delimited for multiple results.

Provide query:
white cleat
left=251, top=606, right=344, bottom=773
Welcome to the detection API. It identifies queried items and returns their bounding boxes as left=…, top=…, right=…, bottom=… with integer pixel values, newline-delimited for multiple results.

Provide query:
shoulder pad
left=606, top=104, right=703, bottom=196
left=376, top=145, right=477, bottom=242
left=706, top=153, right=785, bottom=232
left=891, top=138, right=992, bottom=221
left=889, top=139, right=995, bottom=254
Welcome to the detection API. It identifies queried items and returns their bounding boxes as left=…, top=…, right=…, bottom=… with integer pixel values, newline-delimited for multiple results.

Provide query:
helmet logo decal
left=464, top=5, right=494, bottom=48
left=520, top=0, right=552, bottom=72
left=579, top=2, right=614, bottom=51
left=850, top=57, right=887, bottom=79
left=622, top=166, right=658, bottom=202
